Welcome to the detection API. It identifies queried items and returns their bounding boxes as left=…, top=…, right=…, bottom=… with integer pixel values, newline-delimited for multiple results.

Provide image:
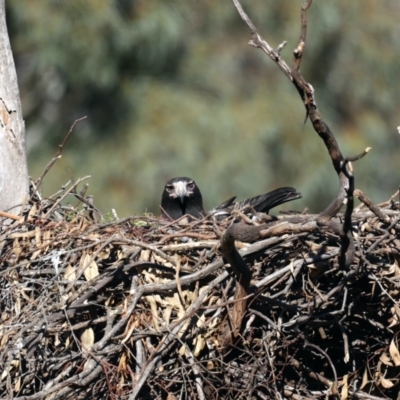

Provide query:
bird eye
left=187, top=182, right=195, bottom=190
left=166, top=185, right=174, bottom=192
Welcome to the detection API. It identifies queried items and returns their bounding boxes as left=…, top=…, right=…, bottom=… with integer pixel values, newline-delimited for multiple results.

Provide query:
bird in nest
left=161, top=176, right=301, bottom=221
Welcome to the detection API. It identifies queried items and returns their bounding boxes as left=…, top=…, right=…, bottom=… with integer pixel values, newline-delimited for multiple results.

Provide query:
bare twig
left=35, top=117, right=87, bottom=188
left=354, top=189, right=390, bottom=222
left=42, top=175, right=91, bottom=219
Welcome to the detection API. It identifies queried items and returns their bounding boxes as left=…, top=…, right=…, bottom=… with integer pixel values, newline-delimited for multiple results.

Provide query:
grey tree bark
left=0, top=0, right=29, bottom=215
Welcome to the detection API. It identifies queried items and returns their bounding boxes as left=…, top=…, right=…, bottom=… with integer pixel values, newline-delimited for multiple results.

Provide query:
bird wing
left=236, top=187, right=301, bottom=213
left=208, top=196, right=237, bottom=220
left=214, top=196, right=237, bottom=210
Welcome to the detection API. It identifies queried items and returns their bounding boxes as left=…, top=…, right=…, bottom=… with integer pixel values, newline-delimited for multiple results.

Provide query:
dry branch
left=231, top=0, right=372, bottom=271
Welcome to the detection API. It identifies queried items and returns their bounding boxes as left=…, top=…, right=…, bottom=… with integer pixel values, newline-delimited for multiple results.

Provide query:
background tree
left=6, top=0, right=400, bottom=217
left=0, top=0, right=28, bottom=215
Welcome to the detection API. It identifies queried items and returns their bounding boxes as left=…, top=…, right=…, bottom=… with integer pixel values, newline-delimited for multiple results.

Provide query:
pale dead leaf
left=1, top=367, right=9, bottom=380
left=177, top=319, right=190, bottom=338
left=14, top=376, right=21, bottom=392
left=118, top=352, right=127, bottom=371
left=81, top=253, right=99, bottom=281
left=184, top=288, right=196, bottom=303
left=208, top=295, right=219, bottom=305
left=142, top=270, right=169, bottom=285
left=28, top=203, right=37, bottom=219
left=208, top=314, right=221, bottom=329
left=388, top=304, right=400, bottom=328
left=340, top=374, right=348, bottom=400
left=84, top=233, right=102, bottom=242
left=1, top=333, right=9, bottom=347
left=306, top=241, right=324, bottom=251
left=193, top=335, right=206, bottom=357
left=379, top=375, right=394, bottom=389
left=67, top=224, right=82, bottom=235
left=105, top=295, right=113, bottom=307
left=62, top=264, right=76, bottom=300
left=118, top=245, right=141, bottom=260
left=81, top=327, right=94, bottom=350
left=64, top=264, right=76, bottom=282
left=179, top=217, right=189, bottom=225
left=20, top=288, right=32, bottom=303
left=379, top=352, right=393, bottom=367
left=370, top=281, right=376, bottom=298
left=344, top=347, right=350, bottom=363
left=9, top=231, right=35, bottom=239
left=152, top=294, right=164, bottom=305
left=389, top=338, right=400, bottom=366
left=80, top=219, right=90, bottom=232
left=388, top=315, right=400, bottom=329
left=196, top=314, right=206, bottom=328
left=13, top=238, right=22, bottom=257
left=84, top=259, right=99, bottom=280
left=139, top=249, right=150, bottom=261
left=121, top=317, right=140, bottom=344
left=178, top=345, right=185, bottom=356
left=384, top=259, right=400, bottom=277
left=14, top=289, right=21, bottom=315
left=35, top=225, right=41, bottom=247
left=11, top=359, right=19, bottom=368
left=394, top=303, right=400, bottom=319
left=152, top=253, right=174, bottom=268
left=146, top=296, right=160, bottom=332
left=31, top=249, right=42, bottom=260
left=42, top=229, right=52, bottom=251
left=174, top=293, right=185, bottom=318
left=118, top=375, right=125, bottom=390
left=164, top=304, right=173, bottom=326
left=175, top=257, right=185, bottom=309
left=98, top=247, right=111, bottom=260
left=361, top=222, right=372, bottom=232
left=207, top=360, right=215, bottom=370
left=289, top=259, right=294, bottom=274
left=360, top=367, right=369, bottom=389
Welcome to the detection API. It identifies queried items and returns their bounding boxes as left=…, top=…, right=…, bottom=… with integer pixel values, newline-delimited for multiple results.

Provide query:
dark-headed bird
left=161, top=176, right=301, bottom=221
left=161, top=177, right=205, bottom=220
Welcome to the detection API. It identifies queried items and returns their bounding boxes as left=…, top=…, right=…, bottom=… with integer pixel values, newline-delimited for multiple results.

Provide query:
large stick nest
left=1, top=185, right=400, bottom=400
left=2, top=2, right=400, bottom=399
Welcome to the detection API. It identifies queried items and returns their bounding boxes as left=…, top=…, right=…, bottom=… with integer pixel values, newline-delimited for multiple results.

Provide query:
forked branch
left=231, top=0, right=369, bottom=268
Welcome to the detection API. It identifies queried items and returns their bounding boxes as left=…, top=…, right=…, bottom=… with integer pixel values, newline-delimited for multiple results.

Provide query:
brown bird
left=161, top=177, right=301, bottom=221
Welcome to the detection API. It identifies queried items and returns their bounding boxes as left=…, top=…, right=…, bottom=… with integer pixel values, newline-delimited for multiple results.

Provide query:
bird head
left=164, top=177, right=197, bottom=204
left=161, top=177, right=205, bottom=220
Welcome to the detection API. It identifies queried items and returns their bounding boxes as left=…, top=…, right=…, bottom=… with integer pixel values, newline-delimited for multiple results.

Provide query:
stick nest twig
left=1, top=181, right=400, bottom=400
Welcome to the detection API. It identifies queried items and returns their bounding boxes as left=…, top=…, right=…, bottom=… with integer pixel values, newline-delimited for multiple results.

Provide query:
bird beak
left=174, top=181, right=187, bottom=203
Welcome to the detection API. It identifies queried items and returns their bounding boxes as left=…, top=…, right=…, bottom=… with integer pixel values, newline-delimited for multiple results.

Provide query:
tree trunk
left=0, top=0, right=29, bottom=215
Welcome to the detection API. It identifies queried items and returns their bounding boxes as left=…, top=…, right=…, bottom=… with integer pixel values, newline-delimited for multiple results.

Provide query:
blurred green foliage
left=6, top=0, right=400, bottom=217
